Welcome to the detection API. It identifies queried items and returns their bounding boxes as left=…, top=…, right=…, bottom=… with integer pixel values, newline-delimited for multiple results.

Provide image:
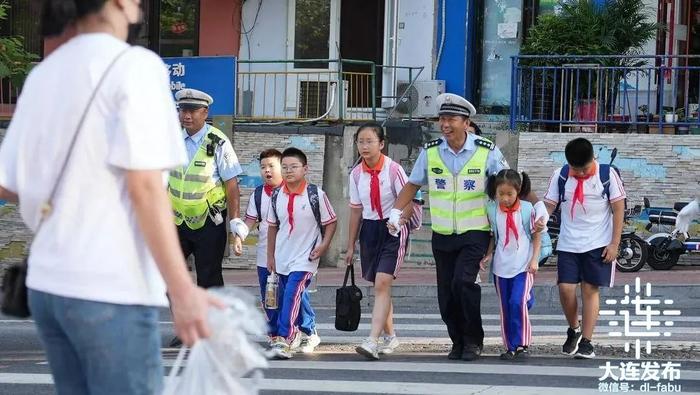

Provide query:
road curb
left=230, top=283, right=700, bottom=309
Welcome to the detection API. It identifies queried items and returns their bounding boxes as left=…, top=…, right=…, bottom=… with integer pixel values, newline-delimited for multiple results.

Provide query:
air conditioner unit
left=395, top=80, right=445, bottom=118
left=297, top=80, right=348, bottom=119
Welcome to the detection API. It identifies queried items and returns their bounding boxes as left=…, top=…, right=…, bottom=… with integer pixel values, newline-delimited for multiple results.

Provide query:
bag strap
left=343, top=265, right=355, bottom=287
left=254, top=185, right=263, bottom=222
left=270, top=186, right=281, bottom=226
left=388, top=158, right=399, bottom=199
left=519, top=200, right=534, bottom=241
left=36, top=46, right=133, bottom=233
left=486, top=201, right=498, bottom=242
left=598, top=163, right=611, bottom=200
left=307, top=184, right=325, bottom=238
left=555, top=165, right=569, bottom=213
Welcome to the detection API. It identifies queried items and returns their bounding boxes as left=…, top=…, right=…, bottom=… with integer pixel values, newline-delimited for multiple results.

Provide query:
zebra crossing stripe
left=310, top=323, right=700, bottom=333
left=0, top=374, right=614, bottom=394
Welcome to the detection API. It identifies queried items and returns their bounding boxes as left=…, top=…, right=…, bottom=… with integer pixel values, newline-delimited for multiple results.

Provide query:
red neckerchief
left=263, top=184, right=274, bottom=197
left=283, top=180, right=307, bottom=235
left=361, top=155, right=385, bottom=219
left=500, top=199, right=521, bottom=248
left=568, top=162, right=597, bottom=219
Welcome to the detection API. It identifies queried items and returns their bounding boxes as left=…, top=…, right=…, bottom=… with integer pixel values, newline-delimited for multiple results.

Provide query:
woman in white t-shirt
left=0, top=1, right=219, bottom=393
left=480, top=169, right=541, bottom=362
left=346, top=122, right=412, bottom=360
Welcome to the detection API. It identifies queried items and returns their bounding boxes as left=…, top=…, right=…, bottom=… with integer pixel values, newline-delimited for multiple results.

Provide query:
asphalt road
left=1, top=304, right=699, bottom=394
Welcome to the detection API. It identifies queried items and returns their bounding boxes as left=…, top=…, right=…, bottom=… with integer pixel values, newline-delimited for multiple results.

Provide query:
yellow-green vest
left=427, top=139, right=491, bottom=235
left=168, top=126, right=228, bottom=230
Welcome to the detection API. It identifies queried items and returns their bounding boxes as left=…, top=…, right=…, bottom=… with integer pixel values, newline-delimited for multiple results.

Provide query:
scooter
left=545, top=148, right=648, bottom=272
left=644, top=198, right=700, bottom=270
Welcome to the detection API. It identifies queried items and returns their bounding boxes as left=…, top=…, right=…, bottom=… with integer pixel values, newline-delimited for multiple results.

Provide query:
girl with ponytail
left=480, top=169, right=541, bottom=361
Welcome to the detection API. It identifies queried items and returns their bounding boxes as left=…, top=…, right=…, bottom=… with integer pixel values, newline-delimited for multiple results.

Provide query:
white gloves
left=387, top=208, right=402, bottom=237
left=533, top=201, right=550, bottom=233
left=230, top=218, right=250, bottom=241
left=675, top=199, right=699, bottom=234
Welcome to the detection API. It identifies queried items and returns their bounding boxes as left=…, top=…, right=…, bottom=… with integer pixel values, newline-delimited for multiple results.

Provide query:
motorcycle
left=644, top=198, right=700, bottom=270
left=544, top=148, right=648, bottom=272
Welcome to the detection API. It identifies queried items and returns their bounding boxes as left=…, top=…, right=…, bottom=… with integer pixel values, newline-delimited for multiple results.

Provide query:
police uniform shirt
left=182, top=124, right=243, bottom=183
left=407, top=132, right=510, bottom=186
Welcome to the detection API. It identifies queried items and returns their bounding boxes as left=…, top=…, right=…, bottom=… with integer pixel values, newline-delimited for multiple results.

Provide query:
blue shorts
left=557, top=247, right=615, bottom=287
left=359, top=219, right=409, bottom=282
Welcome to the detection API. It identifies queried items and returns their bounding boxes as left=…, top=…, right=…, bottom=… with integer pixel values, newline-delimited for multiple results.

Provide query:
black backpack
left=335, top=265, right=363, bottom=331
left=556, top=163, right=626, bottom=210
left=270, top=184, right=325, bottom=237
left=253, top=185, right=264, bottom=222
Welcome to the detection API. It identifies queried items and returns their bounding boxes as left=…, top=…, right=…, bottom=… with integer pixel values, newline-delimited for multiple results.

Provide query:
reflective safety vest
left=168, top=126, right=228, bottom=230
left=427, top=138, right=491, bottom=235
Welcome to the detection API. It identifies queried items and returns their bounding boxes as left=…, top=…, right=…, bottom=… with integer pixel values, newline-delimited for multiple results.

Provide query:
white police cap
left=436, top=93, right=477, bottom=117
left=175, top=88, right=214, bottom=108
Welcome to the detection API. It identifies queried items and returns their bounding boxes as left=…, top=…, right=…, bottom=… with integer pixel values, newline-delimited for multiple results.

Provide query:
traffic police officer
left=169, top=88, right=247, bottom=289
left=389, top=93, right=535, bottom=361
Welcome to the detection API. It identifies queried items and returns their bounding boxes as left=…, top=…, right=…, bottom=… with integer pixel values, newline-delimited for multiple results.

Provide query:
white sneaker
left=379, top=335, right=400, bottom=354
left=289, top=331, right=302, bottom=351
left=356, top=338, right=380, bottom=360
left=269, top=336, right=292, bottom=360
left=300, top=330, right=321, bottom=353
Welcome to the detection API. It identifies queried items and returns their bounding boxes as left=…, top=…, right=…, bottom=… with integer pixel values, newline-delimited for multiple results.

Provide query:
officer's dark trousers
left=177, top=210, right=227, bottom=288
left=432, top=230, right=490, bottom=348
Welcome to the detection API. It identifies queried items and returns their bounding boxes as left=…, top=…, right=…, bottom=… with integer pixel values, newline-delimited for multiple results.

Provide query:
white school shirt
left=492, top=205, right=536, bottom=279
left=244, top=187, right=273, bottom=268
left=348, top=156, right=408, bottom=220
left=0, top=34, right=187, bottom=307
left=266, top=185, right=337, bottom=275
left=544, top=162, right=626, bottom=253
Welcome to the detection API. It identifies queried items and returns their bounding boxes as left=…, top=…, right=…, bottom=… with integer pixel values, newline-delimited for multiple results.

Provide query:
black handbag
left=0, top=47, right=133, bottom=318
left=1, top=260, right=29, bottom=317
left=334, top=265, right=363, bottom=331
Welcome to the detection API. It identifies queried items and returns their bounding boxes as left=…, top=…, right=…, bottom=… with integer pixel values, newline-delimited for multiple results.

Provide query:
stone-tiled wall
left=0, top=128, right=31, bottom=265
left=518, top=133, right=700, bottom=207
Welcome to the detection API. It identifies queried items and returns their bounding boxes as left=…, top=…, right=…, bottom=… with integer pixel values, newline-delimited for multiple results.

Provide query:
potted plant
left=520, top=0, right=661, bottom=132
left=664, top=107, right=679, bottom=123
left=675, top=108, right=689, bottom=134
left=607, top=106, right=631, bottom=133
left=636, top=104, right=650, bottom=133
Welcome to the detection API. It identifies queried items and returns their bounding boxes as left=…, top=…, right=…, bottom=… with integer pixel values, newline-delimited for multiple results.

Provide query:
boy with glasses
left=266, top=148, right=338, bottom=359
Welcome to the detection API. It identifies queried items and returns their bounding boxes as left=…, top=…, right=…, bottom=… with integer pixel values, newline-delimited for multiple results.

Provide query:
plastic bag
left=163, top=287, right=269, bottom=395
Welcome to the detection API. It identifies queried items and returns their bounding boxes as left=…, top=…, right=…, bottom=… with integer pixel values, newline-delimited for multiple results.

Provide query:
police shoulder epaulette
left=424, top=138, right=443, bottom=149
left=474, top=138, right=495, bottom=150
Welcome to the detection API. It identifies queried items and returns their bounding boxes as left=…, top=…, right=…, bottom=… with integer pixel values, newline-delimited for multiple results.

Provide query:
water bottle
left=412, top=190, right=424, bottom=206
left=264, top=273, right=278, bottom=309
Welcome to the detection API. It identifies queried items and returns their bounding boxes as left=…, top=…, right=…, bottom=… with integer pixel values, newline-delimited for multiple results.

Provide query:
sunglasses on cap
left=178, top=103, right=207, bottom=111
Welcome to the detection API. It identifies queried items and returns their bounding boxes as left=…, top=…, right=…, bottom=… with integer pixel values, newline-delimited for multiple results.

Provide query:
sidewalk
left=222, top=264, right=700, bottom=309
left=223, top=264, right=700, bottom=286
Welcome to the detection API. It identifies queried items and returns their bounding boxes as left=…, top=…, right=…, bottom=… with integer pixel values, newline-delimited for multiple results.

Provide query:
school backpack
left=253, top=185, right=264, bottom=222
left=270, top=184, right=325, bottom=237
left=556, top=164, right=626, bottom=210
left=485, top=200, right=553, bottom=264
left=351, top=160, right=423, bottom=231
